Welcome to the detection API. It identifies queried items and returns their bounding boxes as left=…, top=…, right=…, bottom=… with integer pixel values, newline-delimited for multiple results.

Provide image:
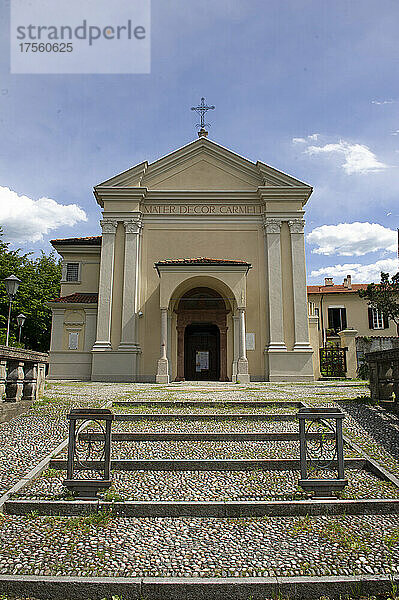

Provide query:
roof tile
left=50, top=236, right=101, bottom=246
left=307, top=284, right=368, bottom=294
left=155, top=257, right=251, bottom=266
left=50, top=293, right=98, bottom=304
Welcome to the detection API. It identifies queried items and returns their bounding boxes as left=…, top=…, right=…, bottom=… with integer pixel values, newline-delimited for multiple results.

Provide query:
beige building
left=307, top=275, right=397, bottom=346
left=307, top=276, right=398, bottom=379
left=48, top=135, right=316, bottom=383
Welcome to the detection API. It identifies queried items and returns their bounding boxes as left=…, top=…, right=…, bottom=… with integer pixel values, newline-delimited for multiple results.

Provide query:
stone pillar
left=156, top=308, right=169, bottom=383
left=237, top=308, right=250, bottom=383
left=308, top=314, right=320, bottom=380
left=288, top=219, right=313, bottom=351
left=176, top=326, right=185, bottom=381
left=0, top=360, right=6, bottom=400
left=263, top=218, right=287, bottom=351
left=37, top=363, right=46, bottom=397
left=5, top=361, right=24, bottom=402
left=22, top=362, right=37, bottom=402
left=219, top=326, right=228, bottom=381
left=231, top=314, right=239, bottom=382
left=92, top=219, right=117, bottom=351
left=118, top=217, right=142, bottom=351
left=338, top=329, right=358, bottom=379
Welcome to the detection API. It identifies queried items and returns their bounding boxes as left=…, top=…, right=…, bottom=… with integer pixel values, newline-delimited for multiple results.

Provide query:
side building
left=307, top=275, right=398, bottom=346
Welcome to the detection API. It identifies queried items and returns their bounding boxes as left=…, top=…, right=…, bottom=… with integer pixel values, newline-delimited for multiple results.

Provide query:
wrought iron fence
left=319, top=346, right=347, bottom=378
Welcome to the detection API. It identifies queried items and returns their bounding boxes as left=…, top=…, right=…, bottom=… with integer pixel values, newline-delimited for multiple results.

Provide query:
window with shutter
left=369, top=307, right=384, bottom=329
left=66, top=263, right=80, bottom=282
left=328, top=307, right=347, bottom=333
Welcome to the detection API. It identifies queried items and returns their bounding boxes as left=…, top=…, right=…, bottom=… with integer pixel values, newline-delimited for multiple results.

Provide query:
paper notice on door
left=196, top=351, right=209, bottom=371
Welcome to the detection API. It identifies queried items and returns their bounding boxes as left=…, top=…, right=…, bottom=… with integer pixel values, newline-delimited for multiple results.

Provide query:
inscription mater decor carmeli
left=142, top=204, right=262, bottom=215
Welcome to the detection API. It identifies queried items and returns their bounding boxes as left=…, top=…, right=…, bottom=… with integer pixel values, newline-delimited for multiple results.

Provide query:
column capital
left=100, top=219, right=118, bottom=234
left=288, top=218, right=305, bottom=234
left=123, top=218, right=143, bottom=234
left=263, top=217, right=282, bottom=234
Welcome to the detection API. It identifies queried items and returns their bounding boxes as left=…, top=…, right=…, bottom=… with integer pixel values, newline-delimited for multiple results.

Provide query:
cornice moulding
left=156, top=264, right=250, bottom=275
left=144, top=190, right=259, bottom=202
left=53, top=245, right=101, bottom=255
left=257, top=187, right=312, bottom=203
left=94, top=187, right=148, bottom=206
left=47, top=302, right=98, bottom=309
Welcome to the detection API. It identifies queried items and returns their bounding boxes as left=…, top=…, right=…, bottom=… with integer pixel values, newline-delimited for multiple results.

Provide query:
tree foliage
left=358, top=271, right=399, bottom=331
left=0, top=232, right=61, bottom=351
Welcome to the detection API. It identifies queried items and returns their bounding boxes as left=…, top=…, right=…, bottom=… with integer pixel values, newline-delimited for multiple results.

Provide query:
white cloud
left=307, top=222, right=398, bottom=256
left=310, top=258, right=399, bottom=283
left=0, top=186, right=87, bottom=244
left=372, top=100, right=395, bottom=105
left=292, top=133, right=319, bottom=144
left=305, top=140, right=388, bottom=174
left=392, top=130, right=399, bottom=136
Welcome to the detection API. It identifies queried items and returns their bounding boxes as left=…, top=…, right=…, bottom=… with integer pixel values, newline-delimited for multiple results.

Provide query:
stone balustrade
left=366, top=348, right=399, bottom=404
left=0, top=345, right=48, bottom=404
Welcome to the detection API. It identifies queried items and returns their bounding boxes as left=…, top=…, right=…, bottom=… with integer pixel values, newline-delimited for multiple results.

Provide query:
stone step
left=114, top=413, right=297, bottom=421
left=113, top=400, right=303, bottom=408
left=49, top=457, right=366, bottom=471
left=5, top=497, right=399, bottom=518
left=79, top=431, right=336, bottom=441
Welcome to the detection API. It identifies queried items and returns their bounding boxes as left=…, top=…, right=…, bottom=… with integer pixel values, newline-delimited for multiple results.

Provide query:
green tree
left=0, top=232, right=62, bottom=351
left=358, top=271, right=399, bottom=334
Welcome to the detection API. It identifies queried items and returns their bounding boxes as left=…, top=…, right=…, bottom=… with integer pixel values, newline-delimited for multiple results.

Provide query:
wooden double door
left=184, top=323, right=220, bottom=381
left=176, top=310, right=228, bottom=381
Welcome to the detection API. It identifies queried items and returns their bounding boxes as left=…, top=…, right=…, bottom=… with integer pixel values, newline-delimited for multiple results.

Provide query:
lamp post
left=3, top=275, right=21, bottom=346
left=16, top=313, right=26, bottom=344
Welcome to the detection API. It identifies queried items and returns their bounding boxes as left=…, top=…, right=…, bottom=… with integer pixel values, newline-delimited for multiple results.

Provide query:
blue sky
left=0, top=0, right=398, bottom=283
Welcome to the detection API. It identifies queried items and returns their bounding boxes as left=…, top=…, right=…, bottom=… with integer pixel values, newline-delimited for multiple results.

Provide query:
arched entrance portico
left=175, top=287, right=228, bottom=381
left=155, top=263, right=251, bottom=384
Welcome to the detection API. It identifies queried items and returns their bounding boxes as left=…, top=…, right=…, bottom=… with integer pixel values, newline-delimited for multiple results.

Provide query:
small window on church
left=66, top=263, right=80, bottom=282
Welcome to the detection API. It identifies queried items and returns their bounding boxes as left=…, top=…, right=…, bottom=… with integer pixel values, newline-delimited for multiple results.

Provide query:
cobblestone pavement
left=1, top=380, right=399, bottom=585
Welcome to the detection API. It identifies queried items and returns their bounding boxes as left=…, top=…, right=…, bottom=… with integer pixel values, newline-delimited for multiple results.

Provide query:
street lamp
left=3, top=275, right=21, bottom=346
left=16, top=313, right=26, bottom=343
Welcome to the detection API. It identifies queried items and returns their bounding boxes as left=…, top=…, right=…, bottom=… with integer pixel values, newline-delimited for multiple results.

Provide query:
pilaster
left=263, top=218, right=287, bottom=352
left=92, top=219, right=117, bottom=351
left=288, top=219, right=313, bottom=352
left=118, top=216, right=142, bottom=352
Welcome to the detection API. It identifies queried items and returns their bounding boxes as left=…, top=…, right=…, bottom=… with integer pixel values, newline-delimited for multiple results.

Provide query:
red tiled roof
left=155, top=258, right=251, bottom=266
left=50, top=236, right=101, bottom=246
left=307, top=284, right=368, bottom=294
left=49, top=293, right=98, bottom=304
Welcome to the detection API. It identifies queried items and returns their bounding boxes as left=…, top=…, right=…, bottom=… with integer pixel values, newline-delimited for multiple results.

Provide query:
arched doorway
left=175, top=287, right=229, bottom=381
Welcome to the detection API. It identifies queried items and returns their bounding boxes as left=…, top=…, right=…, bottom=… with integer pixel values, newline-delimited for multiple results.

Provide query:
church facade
left=48, top=136, right=315, bottom=382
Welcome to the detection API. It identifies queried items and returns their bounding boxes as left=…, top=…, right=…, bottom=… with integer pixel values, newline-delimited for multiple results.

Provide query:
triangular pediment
left=94, top=137, right=312, bottom=192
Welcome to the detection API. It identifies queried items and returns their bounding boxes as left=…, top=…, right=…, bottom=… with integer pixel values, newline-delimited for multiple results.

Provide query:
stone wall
left=357, top=336, right=399, bottom=355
